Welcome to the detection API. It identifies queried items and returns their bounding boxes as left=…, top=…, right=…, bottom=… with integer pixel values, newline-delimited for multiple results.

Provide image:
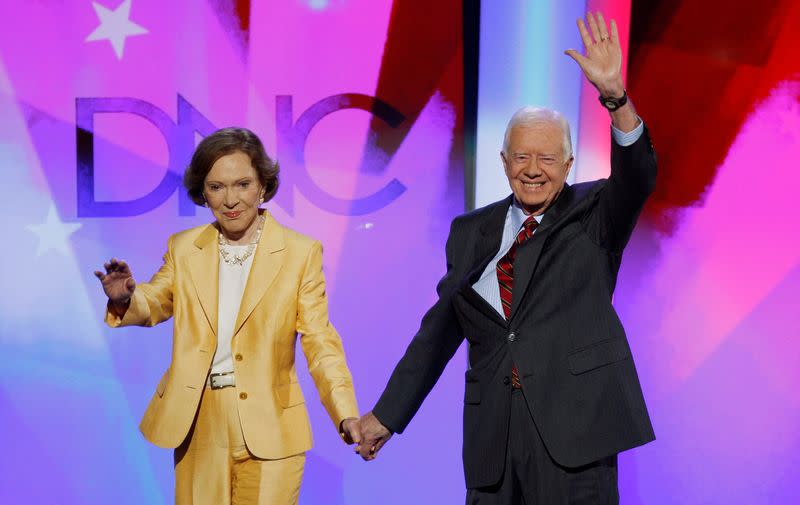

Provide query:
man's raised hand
left=564, top=11, right=625, bottom=98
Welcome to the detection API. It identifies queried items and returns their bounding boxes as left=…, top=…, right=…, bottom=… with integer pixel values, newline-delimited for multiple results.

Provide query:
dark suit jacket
left=373, top=128, right=657, bottom=488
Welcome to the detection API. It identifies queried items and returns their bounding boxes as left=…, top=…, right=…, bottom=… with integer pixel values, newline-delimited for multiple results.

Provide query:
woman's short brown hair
left=183, top=127, right=279, bottom=206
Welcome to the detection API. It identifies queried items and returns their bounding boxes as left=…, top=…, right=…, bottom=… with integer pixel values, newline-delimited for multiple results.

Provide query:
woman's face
left=203, top=151, right=264, bottom=243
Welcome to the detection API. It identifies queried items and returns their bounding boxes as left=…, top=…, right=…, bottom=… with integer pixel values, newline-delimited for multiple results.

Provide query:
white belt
left=207, top=371, right=236, bottom=389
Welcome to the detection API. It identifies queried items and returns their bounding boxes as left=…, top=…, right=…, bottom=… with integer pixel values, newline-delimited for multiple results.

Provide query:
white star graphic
left=85, top=0, right=148, bottom=60
left=27, top=204, right=83, bottom=257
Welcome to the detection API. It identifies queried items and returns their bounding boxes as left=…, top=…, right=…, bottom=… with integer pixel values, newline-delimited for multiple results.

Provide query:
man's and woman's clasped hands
left=340, top=412, right=392, bottom=461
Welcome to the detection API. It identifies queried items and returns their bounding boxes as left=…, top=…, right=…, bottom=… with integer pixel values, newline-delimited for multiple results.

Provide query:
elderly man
left=356, top=12, right=656, bottom=505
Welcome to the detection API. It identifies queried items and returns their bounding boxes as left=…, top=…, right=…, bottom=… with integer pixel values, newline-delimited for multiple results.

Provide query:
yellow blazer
left=106, top=212, right=359, bottom=459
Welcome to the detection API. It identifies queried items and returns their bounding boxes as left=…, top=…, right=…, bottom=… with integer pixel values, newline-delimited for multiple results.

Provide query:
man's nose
left=521, top=165, right=542, bottom=178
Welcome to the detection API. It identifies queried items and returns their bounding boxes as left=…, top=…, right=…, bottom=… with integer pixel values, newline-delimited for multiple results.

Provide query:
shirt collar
left=510, top=197, right=544, bottom=231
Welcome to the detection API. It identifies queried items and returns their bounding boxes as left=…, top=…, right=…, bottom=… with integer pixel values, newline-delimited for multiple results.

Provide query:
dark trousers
left=466, top=389, right=619, bottom=505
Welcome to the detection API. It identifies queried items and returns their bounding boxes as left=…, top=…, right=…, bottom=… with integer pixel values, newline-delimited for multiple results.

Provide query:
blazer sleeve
left=584, top=125, right=658, bottom=253
left=371, top=218, right=466, bottom=434
left=296, top=240, right=359, bottom=432
left=105, top=234, right=175, bottom=328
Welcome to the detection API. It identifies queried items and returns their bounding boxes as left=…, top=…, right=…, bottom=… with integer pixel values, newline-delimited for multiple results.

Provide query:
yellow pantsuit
left=174, top=387, right=306, bottom=504
left=106, top=212, right=358, bottom=504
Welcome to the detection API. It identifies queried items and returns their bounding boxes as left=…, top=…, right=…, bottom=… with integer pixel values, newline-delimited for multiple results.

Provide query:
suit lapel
left=187, top=224, right=220, bottom=336
left=456, top=196, right=511, bottom=327
left=475, top=195, right=512, bottom=267
left=510, top=184, right=575, bottom=319
left=461, top=284, right=508, bottom=327
left=233, top=212, right=286, bottom=337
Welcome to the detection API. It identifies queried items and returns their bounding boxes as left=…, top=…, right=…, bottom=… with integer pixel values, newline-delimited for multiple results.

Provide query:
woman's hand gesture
left=94, top=258, right=136, bottom=303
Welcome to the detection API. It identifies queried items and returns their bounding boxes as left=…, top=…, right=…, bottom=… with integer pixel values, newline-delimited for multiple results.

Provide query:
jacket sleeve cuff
left=324, top=387, right=359, bottom=434
left=104, top=290, right=150, bottom=327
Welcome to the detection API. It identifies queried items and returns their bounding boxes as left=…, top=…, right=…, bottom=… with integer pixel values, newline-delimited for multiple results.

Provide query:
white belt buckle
left=208, top=371, right=235, bottom=389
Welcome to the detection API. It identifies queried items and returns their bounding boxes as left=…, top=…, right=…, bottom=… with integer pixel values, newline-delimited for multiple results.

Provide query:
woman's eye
left=239, top=182, right=250, bottom=188
left=208, top=185, right=221, bottom=191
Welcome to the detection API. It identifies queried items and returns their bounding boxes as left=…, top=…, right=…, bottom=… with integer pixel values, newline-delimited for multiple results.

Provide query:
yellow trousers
left=174, top=386, right=305, bottom=505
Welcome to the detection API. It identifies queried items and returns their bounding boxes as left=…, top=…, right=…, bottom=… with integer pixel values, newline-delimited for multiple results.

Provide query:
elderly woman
left=95, top=127, right=361, bottom=505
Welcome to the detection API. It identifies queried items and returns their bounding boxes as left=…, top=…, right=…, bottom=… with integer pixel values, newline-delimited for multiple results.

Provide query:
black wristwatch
left=598, top=90, right=628, bottom=111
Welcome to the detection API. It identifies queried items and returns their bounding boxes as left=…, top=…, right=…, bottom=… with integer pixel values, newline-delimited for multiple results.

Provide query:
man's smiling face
left=501, top=121, right=573, bottom=216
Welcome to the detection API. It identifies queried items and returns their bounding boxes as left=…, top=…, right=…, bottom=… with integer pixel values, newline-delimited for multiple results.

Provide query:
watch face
left=602, top=98, right=620, bottom=110
left=599, top=91, right=627, bottom=111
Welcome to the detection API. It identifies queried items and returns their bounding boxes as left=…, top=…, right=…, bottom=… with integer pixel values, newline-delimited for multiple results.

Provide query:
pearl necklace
left=218, top=215, right=265, bottom=266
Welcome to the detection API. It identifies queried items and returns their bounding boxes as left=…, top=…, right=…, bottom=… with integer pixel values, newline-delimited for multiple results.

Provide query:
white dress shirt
left=211, top=245, right=255, bottom=374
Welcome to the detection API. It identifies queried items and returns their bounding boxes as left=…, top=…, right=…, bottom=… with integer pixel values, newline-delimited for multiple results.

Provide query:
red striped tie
left=496, top=215, right=538, bottom=388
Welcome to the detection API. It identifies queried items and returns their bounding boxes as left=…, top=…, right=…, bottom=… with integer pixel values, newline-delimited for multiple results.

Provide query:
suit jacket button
left=503, top=376, right=510, bottom=385
left=507, top=332, right=516, bottom=342
left=235, top=353, right=243, bottom=361
left=239, top=392, right=248, bottom=400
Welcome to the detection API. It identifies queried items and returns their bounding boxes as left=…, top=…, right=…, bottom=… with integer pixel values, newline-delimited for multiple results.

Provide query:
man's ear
left=564, top=156, right=575, bottom=178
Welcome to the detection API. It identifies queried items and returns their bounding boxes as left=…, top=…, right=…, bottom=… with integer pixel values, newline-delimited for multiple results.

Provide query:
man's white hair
left=502, top=107, right=573, bottom=161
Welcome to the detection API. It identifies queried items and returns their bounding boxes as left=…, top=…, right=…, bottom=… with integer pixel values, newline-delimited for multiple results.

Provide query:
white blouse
left=210, top=244, right=255, bottom=374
